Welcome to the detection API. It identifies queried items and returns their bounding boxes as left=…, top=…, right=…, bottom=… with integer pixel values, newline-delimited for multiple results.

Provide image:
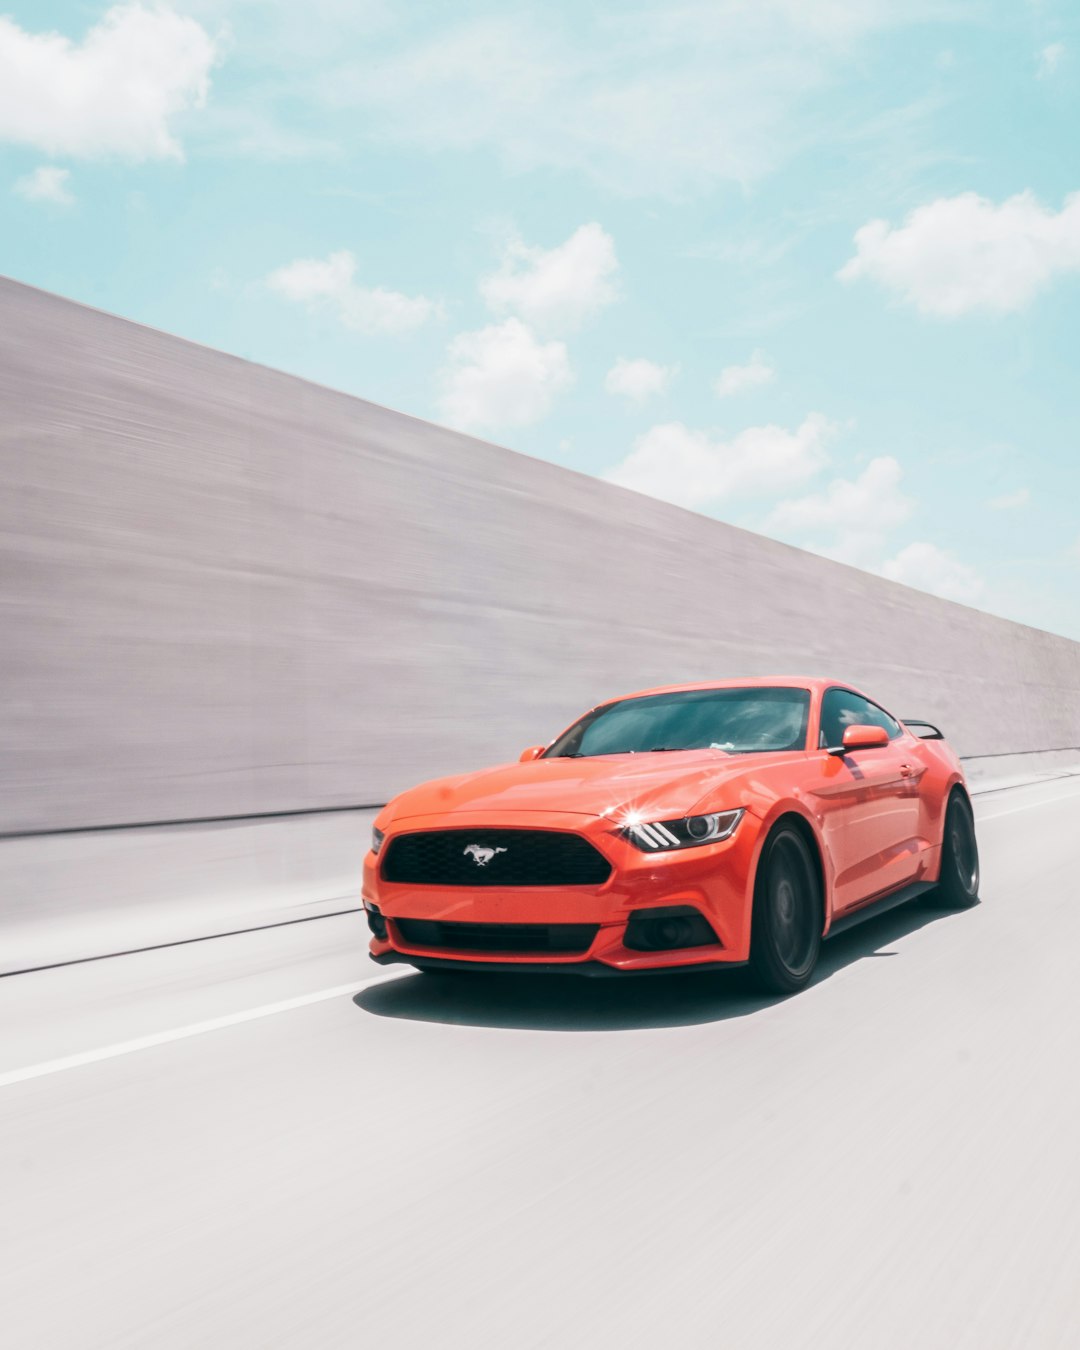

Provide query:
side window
left=819, top=689, right=902, bottom=748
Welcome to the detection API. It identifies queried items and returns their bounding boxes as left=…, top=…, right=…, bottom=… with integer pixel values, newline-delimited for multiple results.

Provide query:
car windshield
left=543, top=686, right=811, bottom=758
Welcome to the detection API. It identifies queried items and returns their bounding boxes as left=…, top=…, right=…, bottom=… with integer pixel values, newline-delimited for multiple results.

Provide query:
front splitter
left=370, top=950, right=744, bottom=977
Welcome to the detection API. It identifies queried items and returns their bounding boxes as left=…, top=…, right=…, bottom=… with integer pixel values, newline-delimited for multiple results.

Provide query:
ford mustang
left=363, top=677, right=980, bottom=993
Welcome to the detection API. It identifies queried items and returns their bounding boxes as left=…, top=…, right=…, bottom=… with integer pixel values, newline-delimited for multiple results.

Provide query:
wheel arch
left=942, top=776, right=974, bottom=845
left=748, top=807, right=829, bottom=939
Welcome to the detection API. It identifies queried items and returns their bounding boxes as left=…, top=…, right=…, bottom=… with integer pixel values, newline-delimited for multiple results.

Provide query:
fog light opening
left=364, top=903, right=388, bottom=941
left=624, top=905, right=720, bottom=952
left=655, top=917, right=693, bottom=947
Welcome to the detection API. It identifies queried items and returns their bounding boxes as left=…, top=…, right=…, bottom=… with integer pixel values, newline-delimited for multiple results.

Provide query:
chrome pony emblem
left=463, top=844, right=508, bottom=867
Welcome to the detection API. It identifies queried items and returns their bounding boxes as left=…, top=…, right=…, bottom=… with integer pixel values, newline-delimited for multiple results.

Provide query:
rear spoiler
left=901, top=719, right=944, bottom=740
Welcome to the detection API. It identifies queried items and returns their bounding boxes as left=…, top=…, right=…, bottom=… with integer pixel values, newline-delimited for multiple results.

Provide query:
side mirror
left=519, top=745, right=546, bottom=762
left=835, top=724, right=890, bottom=753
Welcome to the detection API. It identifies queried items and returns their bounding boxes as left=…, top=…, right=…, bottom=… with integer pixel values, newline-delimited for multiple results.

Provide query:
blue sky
left=2, top=1, right=1079, bottom=639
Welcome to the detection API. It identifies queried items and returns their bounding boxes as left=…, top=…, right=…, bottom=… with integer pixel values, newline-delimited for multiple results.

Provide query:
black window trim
left=818, top=685, right=905, bottom=750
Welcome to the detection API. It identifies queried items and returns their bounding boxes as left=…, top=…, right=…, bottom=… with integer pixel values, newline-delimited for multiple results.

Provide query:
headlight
left=371, top=826, right=385, bottom=856
left=623, top=809, right=744, bottom=852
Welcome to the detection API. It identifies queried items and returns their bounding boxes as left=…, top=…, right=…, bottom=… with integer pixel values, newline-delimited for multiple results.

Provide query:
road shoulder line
left=0, top=970, right=408, bottom=1091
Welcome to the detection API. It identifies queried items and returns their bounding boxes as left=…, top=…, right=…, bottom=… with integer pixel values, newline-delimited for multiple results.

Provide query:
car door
left=809, top=688, right=924, bottom=914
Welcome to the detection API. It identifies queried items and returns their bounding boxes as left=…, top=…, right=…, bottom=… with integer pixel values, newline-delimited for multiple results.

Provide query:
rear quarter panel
left=912, top=736, right=968, bottom=883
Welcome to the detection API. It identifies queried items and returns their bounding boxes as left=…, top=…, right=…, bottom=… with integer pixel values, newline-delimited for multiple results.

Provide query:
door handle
left=899, top=763, right=914, bottom=777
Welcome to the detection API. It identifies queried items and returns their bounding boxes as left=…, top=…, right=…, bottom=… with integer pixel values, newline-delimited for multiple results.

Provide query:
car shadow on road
left=353, top=898, right=972, bottom=1032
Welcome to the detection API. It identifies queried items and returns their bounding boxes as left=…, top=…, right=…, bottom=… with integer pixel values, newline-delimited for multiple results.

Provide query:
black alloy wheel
left=928, top=791, right=980, bottom=909
left=748, top=826, right=823, bottom=995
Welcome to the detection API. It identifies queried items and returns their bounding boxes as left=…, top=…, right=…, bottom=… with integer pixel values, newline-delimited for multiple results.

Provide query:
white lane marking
left=977, top=786, right=1080, bottom=822
left=973, top=775, right=1080, bottom=802
left=0, top=969, right=411, bottom=1091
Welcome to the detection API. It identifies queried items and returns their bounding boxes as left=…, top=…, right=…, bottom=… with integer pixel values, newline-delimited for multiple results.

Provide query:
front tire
left=748, top=826, right=823, bottom=995
left=928, top=790, right=980, bottom=909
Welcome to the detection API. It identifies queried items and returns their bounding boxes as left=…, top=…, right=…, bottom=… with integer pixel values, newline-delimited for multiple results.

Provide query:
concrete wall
left=2, top=275, right=1079, bottom=835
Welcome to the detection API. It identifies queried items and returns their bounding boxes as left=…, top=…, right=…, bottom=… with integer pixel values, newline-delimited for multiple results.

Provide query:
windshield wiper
left=645, top=746, right=689, bottom=752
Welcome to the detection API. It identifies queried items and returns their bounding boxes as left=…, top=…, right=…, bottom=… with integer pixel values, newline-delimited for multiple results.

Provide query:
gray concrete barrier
left=2, top=274, right=1079, bottom=838
left=0, top=810, right=375, bottom=976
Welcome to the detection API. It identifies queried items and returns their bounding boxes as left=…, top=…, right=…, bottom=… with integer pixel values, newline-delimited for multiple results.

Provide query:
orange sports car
left=363, top=677, right=980, bottom=993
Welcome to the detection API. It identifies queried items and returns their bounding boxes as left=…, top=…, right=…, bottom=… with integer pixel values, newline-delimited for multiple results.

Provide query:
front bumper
left=363, top=808, right=759, bottom=973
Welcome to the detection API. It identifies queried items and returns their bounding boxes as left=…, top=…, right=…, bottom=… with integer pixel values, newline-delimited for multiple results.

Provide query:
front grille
left=381, top=829, right=612, bottom=887
left=394, top=919, right=599, bottom=954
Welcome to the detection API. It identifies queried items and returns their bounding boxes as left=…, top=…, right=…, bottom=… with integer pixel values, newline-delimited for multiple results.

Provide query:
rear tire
left=928, top=791, right=980, bottom=909
left=748, top=826, right=823, bottom=995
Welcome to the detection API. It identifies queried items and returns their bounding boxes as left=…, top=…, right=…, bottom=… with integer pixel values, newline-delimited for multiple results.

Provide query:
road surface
left=2, top=775, right=1079, bottom=1349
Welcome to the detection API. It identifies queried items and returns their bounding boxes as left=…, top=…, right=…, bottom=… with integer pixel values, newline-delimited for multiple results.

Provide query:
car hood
left=384, top=749, right=786, bottom=824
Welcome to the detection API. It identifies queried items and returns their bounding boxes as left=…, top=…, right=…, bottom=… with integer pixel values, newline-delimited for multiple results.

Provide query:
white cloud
left=603, top=413, right=834, bottom=511
left=987, top=487, right=1030, bottom=510
left=764, top=457, right=982, bottom=603
left=880, top=541, right=984, bottom=604
left=480, top=224, right=618, bottom=334
left=435, top=222, right=614, bottom=434
left=764, top=456, right=914, bottom=565
left=331, top=6, right=942, bottom=196
left=604, top=357, right=675, bottom=403
left=0, top=4, right=218, bottom=161
left=265, top=250, right=441, bottom=335
left=713, top=350, right=775, bottom=399
left=1038, top=42, right=1065, bottom=78
left=766, top=457, right=908, bottom=534
left=838, top=190, right=1080, bottom=316
left=12, top=165, right=74, bottom=206
left=438, top=317, right=573, bottom=434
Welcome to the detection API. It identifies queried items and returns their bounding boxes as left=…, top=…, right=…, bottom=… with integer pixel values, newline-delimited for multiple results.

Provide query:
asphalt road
left=2, top=776, right=1079, bottom=1349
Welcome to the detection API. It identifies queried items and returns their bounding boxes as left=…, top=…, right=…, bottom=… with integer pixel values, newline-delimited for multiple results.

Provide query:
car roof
left=602, top=676, right=854, bottom=703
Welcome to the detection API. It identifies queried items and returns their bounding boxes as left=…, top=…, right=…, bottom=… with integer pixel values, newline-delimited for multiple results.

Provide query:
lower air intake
left=394, top=920, right=599, bottom=955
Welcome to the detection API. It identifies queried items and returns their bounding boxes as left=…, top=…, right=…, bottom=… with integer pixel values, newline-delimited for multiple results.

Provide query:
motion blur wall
left=3, top=276, right=1079, bottom=833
